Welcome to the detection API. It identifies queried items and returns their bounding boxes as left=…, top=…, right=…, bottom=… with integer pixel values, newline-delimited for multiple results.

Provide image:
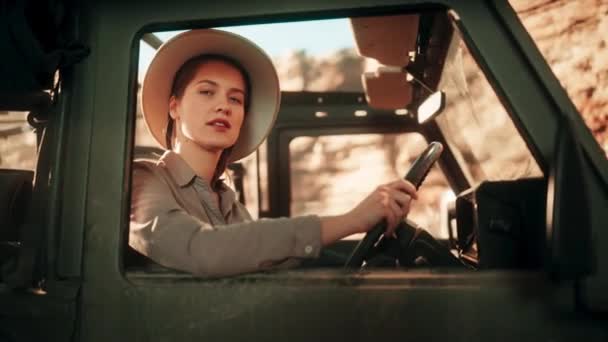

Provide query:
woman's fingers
left=384, top=206, right=396, bottom=234
left=385, top=200, right=403, bottom=237
left=391, top=179, right=418, bottom=199
left=388, top=188, right=412, bottom=210
left=351, top=179, right=419, bottom=235
left=382, top=180, right=417, bottom=237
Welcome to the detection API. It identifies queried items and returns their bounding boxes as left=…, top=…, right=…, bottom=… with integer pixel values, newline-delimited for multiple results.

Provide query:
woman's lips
left=206, top=118, right=231, bottom=130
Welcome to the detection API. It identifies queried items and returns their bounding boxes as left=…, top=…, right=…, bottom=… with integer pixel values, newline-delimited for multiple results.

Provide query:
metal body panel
left=0, top=282, right=79, bottom=342
left=99, top=270, right=605, bottom=341
left=56, top=5, right=101, bottom=278
left=73, top=0, right=608, bottom=340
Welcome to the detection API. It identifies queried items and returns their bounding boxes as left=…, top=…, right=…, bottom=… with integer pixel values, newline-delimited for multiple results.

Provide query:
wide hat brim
left=141, top=29, right=280, bottom=163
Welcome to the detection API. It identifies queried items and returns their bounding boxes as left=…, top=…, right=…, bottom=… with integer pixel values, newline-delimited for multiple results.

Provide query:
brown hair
left=166, top=54, right=251, bottom=191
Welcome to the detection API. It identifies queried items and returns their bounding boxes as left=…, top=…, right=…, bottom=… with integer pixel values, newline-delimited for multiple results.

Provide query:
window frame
left=119, top=1, right=591, bottom=285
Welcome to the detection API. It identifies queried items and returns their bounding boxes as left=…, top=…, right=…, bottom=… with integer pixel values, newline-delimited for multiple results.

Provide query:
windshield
left=133, top=11, right=544, bottom=229
left=434, top=23, right=543, bottom=186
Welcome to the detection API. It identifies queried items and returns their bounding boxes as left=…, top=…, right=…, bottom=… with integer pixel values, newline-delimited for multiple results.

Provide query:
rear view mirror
left=417, top=91, right=445, bottom=124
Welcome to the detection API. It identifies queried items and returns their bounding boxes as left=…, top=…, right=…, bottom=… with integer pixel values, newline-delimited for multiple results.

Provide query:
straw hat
left=141, top=29, right=280, bottom=163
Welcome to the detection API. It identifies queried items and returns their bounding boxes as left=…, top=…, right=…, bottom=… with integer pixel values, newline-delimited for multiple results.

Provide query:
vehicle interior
left=122, top=10, right=555, bottom=275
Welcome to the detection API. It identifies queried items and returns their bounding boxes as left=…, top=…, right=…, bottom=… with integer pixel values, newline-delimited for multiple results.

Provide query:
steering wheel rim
left=345, top=219, right=465, bottom=269
left=344, top=142, right=444, bottom=268
left=344, top=222, right=387, bottom=268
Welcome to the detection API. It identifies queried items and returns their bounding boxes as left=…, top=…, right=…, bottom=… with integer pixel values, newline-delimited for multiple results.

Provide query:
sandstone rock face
left=273, top=49, right=365, bottom=92
left=510, top=0, right=608, bottom=155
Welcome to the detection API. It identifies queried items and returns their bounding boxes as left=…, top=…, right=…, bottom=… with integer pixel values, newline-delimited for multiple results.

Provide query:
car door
left=75, top=0, right=608, bottom=341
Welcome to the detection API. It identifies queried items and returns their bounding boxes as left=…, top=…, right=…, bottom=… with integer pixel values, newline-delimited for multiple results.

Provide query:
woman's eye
left=230, top=97, right=243, bottom=105
left=199, top=90, right=213, bottom=96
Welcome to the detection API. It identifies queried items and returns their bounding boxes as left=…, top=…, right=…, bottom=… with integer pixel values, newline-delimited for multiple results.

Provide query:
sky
left=138, top=18, right=356, bottom=82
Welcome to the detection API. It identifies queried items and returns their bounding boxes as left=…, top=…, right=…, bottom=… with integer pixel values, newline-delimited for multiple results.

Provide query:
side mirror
left=417, top=91, right=446, bottom=124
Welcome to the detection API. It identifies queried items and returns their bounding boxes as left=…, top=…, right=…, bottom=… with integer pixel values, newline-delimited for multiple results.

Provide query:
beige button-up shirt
left=129, top=151, right=322, bottom=277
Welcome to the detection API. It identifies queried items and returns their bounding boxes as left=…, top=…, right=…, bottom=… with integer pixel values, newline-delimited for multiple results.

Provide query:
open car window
left=135, top=13, right=544, bottom=213
left=129, top=10, right=546, bottom=274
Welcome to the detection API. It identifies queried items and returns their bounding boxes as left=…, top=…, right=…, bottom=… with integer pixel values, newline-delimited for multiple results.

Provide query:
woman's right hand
left=346, top=179, right=418, bottom=238
left=319, top=179, right=417, bottom=246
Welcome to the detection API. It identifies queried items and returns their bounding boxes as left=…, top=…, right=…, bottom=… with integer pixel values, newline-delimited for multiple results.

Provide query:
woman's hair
left=166, top=54, right=252, bottom=191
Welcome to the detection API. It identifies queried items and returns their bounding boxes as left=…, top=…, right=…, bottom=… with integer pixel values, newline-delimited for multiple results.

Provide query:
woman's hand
left=347, top=179, right=418, bottom=237
left=320, top=179, right=418, bottom=245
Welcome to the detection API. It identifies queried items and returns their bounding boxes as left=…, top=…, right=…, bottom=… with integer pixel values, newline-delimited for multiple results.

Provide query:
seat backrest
left=0, top=169, right=34, bottom=245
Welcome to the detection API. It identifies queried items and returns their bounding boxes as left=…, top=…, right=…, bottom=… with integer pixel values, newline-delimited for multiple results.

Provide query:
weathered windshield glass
left=434, top=24, right=543, bottom=185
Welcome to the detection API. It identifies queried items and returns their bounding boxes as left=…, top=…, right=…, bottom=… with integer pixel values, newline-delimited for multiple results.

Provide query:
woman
left=130, top=29, right=418, bottom=277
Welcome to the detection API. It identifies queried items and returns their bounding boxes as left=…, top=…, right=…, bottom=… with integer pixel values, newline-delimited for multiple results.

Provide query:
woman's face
left=170, top=60, right=246, bottom=152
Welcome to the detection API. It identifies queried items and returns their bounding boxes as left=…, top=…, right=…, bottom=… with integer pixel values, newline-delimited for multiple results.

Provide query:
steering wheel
left=344, top=142, right=443, bottom=268
left=344, top=222, right=388, bottom=268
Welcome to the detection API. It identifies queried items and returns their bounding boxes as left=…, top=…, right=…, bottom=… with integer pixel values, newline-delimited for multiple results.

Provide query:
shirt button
left=304, top=245, right=313, bottom=255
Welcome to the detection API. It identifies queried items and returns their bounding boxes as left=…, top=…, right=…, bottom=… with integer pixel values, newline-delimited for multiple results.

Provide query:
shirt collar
left=159, top=151, right=238, bottom=217
left=157, top=151, right=234, bottom=198
left=158, top=150, right=197, bottom=187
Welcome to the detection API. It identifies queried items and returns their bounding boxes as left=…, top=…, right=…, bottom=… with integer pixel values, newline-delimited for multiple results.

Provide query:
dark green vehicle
left=1, top=0, right=607, bottom=341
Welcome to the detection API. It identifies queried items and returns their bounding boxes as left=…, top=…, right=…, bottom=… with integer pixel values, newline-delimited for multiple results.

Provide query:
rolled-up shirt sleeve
left=129, top=166, right=322, bottom=278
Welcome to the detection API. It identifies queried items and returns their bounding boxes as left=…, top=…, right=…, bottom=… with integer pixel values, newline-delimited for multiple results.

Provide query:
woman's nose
left=215, top=100, right=231, bottom=115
